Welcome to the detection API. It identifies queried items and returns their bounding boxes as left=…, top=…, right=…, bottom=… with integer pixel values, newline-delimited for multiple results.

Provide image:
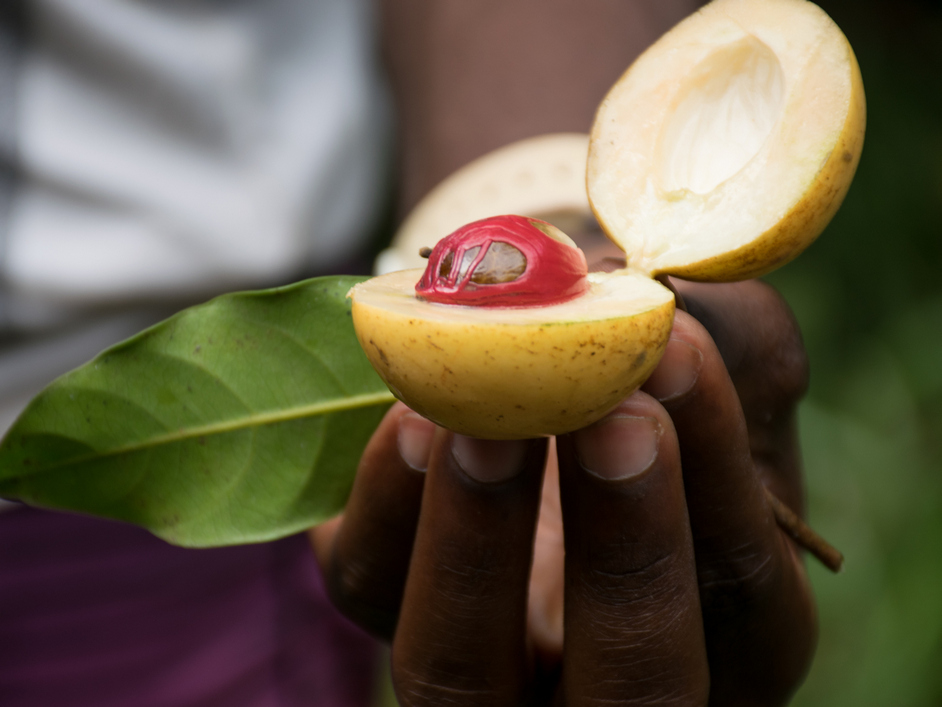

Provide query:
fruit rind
left=377, top=134, right=591, bottom=275
left=662, top=19, right=865, bottom=281
left=587, top=0, right=865, bottom=280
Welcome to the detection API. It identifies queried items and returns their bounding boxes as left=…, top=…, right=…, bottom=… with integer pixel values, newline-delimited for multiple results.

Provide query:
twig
left=764, top=486, right=844, bottom=573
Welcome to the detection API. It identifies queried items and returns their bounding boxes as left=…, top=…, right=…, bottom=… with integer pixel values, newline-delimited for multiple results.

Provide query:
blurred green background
left=770, top=1, right=942, bottom=704
left=372, top=1, right=942, bottom=704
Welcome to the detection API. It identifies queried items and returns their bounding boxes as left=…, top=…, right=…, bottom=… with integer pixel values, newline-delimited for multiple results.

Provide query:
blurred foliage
left=768, top=1, right=942, bottom=704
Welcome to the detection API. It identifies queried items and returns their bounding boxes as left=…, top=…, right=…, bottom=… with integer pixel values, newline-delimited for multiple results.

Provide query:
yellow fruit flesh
left=350, top=270, right=674, bottom=440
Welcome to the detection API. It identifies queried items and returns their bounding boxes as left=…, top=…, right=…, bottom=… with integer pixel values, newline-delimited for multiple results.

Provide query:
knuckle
left=329, top=555, right=370, bottom=604
left=731, top=283, right=810, bottom=410
left=326, top=557, right=399, bottom=636
left=391, top=664, right=506, bottom=707
left=432, top=534, right=506, bottom=599
left=697, top=544, right=779, bottom=611
left=582, top=682, right=710, bottom=707
left=762, top=322, right=810, bottom=403
left=578, top=543, right=686, bottom=609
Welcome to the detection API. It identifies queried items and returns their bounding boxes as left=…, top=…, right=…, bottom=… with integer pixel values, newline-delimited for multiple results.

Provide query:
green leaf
left=0, top=276, right=395, bottom=547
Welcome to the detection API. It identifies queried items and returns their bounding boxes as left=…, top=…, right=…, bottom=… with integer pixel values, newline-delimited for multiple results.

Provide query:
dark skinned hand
left=310, top=278, right=817, bottom=706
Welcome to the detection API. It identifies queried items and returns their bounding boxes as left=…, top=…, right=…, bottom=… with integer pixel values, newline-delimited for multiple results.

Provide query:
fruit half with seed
left=349, top=0, right=864, bottom=440
left=352, top=216, right=673, bottom=439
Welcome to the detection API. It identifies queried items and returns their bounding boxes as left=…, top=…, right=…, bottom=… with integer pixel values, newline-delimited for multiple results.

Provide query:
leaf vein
left=18, top=390, right=395, bottom=474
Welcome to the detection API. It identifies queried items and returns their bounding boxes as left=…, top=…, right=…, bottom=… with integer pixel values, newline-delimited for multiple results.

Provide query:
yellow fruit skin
left=648, top=27, right=866, bottom=282
left=351, top=297, right=674, bottom=440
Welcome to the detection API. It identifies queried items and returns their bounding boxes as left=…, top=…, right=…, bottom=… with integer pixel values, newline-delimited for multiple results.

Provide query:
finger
left=557, top=392, right=710, bottom=706
left=392, top=432, right=547, bottom=706
left=671, top=279, right=809, bottom=508
left=642, top=311, right=816, bottom=706
left=310, top=402, right=434, bottom=639
left=673, top=280, right=809, bottom=407
left=309, top=515, right=343, bottom=565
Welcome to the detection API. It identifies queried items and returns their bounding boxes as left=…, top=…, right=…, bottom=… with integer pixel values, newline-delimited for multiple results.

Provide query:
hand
left=310, top=279, right=816, bottom=706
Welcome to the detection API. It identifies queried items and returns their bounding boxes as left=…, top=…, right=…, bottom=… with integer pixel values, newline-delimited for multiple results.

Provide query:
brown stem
left=764, top=486, right=844, bottom=573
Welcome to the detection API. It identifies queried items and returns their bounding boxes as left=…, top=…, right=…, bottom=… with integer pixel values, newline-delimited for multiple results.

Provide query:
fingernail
left=398, top=413, right=437, bottom=472
left=573, top=414, right=661, bottom=480
left=452, top=435, right=529, bottom=483
left=643, top=338, right=703, bottom=402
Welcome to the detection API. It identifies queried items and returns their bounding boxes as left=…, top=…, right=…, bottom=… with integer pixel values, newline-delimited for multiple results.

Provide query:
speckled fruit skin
left=351, top=271, right=674, bottom=440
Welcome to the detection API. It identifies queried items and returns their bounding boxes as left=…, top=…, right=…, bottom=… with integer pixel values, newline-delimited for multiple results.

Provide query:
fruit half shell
left=588, top=0, right=865, bottom=280
left=375, top=134, right=592, bottom=274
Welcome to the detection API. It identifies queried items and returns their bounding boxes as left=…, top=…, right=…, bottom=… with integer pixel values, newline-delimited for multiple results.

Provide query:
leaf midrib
left=24, top=390, right=396, bottom=472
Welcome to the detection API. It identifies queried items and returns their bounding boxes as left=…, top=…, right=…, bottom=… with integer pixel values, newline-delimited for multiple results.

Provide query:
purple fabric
left=0, top=505, right=378, bottom=707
